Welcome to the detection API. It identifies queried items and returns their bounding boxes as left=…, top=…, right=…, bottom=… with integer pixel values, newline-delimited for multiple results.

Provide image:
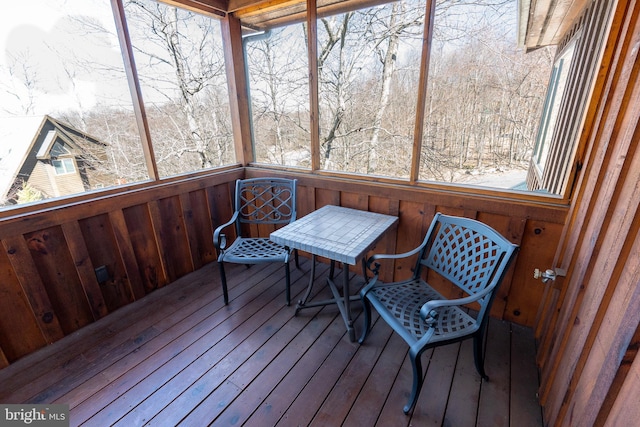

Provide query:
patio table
left=270, top=205, right=398, bottom=341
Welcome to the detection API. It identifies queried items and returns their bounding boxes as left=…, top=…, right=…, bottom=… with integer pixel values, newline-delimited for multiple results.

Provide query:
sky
left=0, top=0, right=130, bottom=116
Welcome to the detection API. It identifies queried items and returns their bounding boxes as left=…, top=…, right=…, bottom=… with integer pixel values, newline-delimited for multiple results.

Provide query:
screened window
left=246, top=24, right=311, bottom=167
left=244, top=0, right=555, bottom=189
left=124, top=0, right=235, bottom=178
left=0, top=0, right=146, bottom=208
left=419, top=0, right=555, bottom=189
left=317, top=0, right=426, bottom=177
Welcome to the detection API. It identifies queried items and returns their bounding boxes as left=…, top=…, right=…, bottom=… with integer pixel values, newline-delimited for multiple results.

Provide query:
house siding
left=27, top=162, right=55, bottom=198
left=51, top=160, right=86, bottom=197
left=526, top=0, right=614, bottom=195
left=535, top=1, right=640, bottom=424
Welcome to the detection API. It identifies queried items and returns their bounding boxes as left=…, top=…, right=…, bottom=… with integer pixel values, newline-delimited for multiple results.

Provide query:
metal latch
left=534, top=267, right=567, bottom=283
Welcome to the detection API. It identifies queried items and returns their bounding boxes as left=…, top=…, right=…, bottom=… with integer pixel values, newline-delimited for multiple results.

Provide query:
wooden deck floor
left=0, top=258, right=543, bottom=426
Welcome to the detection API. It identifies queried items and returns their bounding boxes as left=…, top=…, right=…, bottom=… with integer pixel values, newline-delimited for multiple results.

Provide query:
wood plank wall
left=526, top=0, right=613, bottom=195
left=0, top=169, right=242, bottom=368
left=535, top=0, right=640, bottom=425
left=0, top=165, right=567, bottom=369
left=246, top=167, right=567, bottom=327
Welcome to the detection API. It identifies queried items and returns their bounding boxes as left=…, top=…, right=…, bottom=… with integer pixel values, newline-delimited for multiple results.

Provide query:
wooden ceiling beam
left=235, top=0, right=390, bottom=30
left=162, top=0, right=590, bottom=47
left=162, top=0, right=228, bottom=16
left=228, top=0, right=300, bottom=14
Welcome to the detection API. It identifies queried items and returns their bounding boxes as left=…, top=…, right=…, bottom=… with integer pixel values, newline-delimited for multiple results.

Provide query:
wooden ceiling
left=168, top=0, right=591, bottom=43
left=166, top=0, right=383, bottom=31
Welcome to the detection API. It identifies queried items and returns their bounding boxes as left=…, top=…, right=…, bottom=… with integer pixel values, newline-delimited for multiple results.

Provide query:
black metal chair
left=214, top=177, right=298, bottom=305
left=359, top=213, right=519, bottom=414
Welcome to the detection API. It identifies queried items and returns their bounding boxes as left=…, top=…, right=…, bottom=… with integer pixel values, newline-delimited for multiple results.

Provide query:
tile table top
left=270, top=205, right=398, bottom=265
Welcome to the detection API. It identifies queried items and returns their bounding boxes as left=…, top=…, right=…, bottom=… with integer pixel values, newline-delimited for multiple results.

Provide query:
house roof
left=0, top=115, right=47, bottom=202
left=0, top=115, right=107, bottom=202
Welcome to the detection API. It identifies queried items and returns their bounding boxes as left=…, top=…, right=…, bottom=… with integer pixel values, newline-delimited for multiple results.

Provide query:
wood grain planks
left=0, top=171, right=238, bottom=364
left=0, top=260, right=542, bottom=426
left=0, top=166, right=567, bottom=368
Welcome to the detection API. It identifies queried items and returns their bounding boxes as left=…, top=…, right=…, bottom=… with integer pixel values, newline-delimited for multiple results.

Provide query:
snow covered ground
left=450, top=168, right=528, bottom=190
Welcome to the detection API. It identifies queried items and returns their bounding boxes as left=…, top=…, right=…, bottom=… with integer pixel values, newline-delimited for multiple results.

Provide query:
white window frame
left=533, top=39, right=577, bottom=175
left=52, top=158, right=76, bottom=175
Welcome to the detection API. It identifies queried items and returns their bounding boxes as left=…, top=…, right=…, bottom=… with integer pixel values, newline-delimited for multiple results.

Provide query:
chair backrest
left=234, top=178, right=297, bottom=231
left=418, top=213, right=518, bottom=317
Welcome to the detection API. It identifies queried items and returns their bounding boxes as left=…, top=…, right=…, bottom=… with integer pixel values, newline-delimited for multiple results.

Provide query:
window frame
left=52, top=158, right=76, bottom=175
left=113, top=0, right=576, bottom=204
left=3, top=0, right=596, bottom=216
left=532, top=38, right=577, bottom=178
left=243, top=0, right=569, bottom=203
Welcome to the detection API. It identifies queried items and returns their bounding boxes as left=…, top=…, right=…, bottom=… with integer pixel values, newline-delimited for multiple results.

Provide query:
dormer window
left=51, top=141, right=71, bottom=158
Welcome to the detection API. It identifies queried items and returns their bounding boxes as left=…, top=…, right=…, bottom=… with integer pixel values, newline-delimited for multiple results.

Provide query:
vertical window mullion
left=110, top=0, right=159, bottom=180
left=308, top=0, right=320, bottom=171
left=411, top=0, right=436, bottom=183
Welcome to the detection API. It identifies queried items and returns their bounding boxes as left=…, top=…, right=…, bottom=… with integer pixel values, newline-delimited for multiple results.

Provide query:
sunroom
left=0, top=0, right=638, bottom=425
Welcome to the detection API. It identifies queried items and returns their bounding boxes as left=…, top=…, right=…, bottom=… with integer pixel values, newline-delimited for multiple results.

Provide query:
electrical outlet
left=95, top=265, right=110, bottom=283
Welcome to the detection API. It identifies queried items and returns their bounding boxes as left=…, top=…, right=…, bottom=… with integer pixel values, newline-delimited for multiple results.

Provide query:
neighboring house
left=0, top=115, right=110, bottom=205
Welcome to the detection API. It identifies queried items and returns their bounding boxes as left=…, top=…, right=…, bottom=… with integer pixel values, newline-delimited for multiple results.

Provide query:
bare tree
left=0, top=51, right=40, bottom=115
left=317, top=12, right=353, bottom=170
left=245, top=26, right=311, bottom=165
left=315, top=0, right=427, bottom=175
left=365, top=1, right=424, bottom=173
left=124, top=0, right=233, bottom=175
left=420, top=0, right=554, bottom=184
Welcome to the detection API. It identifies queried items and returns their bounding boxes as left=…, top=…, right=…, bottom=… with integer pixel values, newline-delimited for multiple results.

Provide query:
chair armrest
left=213, top=212, right=240, bottom=251
left=361, top=245, right=427, bottom=298
left=365, top=244, right=425, bottom=274
left=419, top=284, right=495, bottom=324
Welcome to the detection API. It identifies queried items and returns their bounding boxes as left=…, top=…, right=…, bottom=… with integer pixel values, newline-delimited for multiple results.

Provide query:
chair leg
left=218, top=261, right=229, bottom=305
left=294, top=249, right=300, bottom=269
left=358, top=297, right=372, bottom=344
left=404, top=347, right=424, bottom=414
left=473, top=332, right=489, bottom=381
left=285, top=260, right=291, bottom=306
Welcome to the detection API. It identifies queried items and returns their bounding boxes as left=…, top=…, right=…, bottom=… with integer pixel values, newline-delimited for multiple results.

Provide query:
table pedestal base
left=295, top=255, right=363, bottom=342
